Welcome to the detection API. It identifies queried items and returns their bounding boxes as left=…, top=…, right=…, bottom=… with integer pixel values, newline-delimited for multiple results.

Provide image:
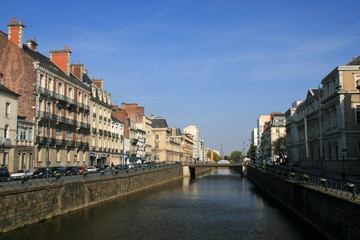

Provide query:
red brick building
left=0, top=18, right=91, bottom=169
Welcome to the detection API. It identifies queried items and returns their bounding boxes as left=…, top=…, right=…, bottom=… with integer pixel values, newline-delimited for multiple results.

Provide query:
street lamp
left=34, top=91, right=51, bottom=183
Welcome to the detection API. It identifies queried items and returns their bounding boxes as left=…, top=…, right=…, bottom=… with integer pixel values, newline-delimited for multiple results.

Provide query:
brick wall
left=0, top=166, right=184, bottom=233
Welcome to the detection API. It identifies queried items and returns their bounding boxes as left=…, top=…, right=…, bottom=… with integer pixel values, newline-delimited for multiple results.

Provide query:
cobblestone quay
left=247, top=165, right=360, bottom=240
left=0, top=166, right=184, bottom=233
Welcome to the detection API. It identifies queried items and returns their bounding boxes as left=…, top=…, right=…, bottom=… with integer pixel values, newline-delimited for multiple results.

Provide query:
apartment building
left=151, top=116, right=181, bottom=163
left=0, top=18, right=91, bottom=169
left=0, top=75, right=19, bottom=171
left=286, top=55, right=360, bottom=176
left=260, top=113, right=286, bottom=163
left=183, top=125, right=200, bottom=162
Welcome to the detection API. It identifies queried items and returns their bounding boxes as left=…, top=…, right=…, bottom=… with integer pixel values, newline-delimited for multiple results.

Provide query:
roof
left=346, top=54, right=360, bottom=66
left=152, top=118, right=168, bottom=128
left=0, top=84, right=20, bottom=96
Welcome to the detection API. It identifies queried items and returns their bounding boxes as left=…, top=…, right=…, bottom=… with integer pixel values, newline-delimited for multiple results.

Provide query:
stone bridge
left=184, top=163, right=247, bottom=177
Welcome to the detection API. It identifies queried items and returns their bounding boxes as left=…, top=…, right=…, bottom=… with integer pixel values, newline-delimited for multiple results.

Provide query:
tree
left=272, top=136, right=287, bottom=162
left=246, top=144, right=257, bottom=161
left=206, top=150, right=221, bottom=162
left=229, top=151, right=242, bottom=162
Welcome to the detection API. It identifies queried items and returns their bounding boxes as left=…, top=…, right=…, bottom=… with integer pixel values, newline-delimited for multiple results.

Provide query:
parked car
left=87, top=166, right=98, bottom=173
left=10, top=169, right=34, bottom=180
left=78, top=167, right=88, bottom=175
left=66, top=166, right=79, bottom=175
left=0, top=168, right=10, bottom=182
left=33, top=168, right=53, bottom=178
left=53, top=166, right=66, bottom=175
left=127, top=164, right=135, bottom=169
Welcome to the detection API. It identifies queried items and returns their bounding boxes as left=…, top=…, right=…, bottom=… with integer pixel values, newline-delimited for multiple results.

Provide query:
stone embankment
left=247, top=165, right=360, bottom=240
left=0, top=166, right=186, bottom=233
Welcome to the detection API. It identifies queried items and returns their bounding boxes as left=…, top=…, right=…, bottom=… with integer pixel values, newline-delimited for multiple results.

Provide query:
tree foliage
left=229, top=151, right=242, bottom=162
left=206, top=150, right=221, bottom=162
left=272, top=136, right=287, bottom=160
left=246, top=144, right=257, bottom=160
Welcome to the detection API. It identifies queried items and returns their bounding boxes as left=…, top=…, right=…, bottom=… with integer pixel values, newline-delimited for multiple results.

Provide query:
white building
left=183, top=125, right=200, bottom=162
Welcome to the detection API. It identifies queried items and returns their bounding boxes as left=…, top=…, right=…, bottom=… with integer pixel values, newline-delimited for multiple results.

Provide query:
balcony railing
left=0, top=137, right=11, bottom=146
left=81, top=122, right=90, bottom=129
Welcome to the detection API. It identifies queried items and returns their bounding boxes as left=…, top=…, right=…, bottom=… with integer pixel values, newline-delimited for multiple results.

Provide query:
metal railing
left=0, top=162, right=182, bottom=191
left=250, top=163, right=360, bottom=201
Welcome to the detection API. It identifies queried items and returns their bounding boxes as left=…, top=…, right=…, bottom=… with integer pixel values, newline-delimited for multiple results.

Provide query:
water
left=1, top=168, right=327, bottom=240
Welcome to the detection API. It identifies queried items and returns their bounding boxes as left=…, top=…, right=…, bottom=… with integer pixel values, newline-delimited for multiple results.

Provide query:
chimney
left=27, top=38, right=38, bottom=51
left=91, top=78, right=104, bottom=89
left=8, top=17, right=25, bottom=48
left=50, top=45, right=71, bottom=75
left=70, top=61, right=84, bottom=81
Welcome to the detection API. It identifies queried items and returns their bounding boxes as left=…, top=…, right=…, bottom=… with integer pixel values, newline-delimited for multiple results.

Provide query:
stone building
left=181, top=133, right=194, bottom=164
left=0, top=18, right=91, bottom=169
left=260, top=113, right=286, bottom=163
left=150, top=116, right=181, bottom=163
left=183, top=125, right=200, bottom=162
left=286, top=55, right=360, bottom=176
left=0, top=74, right=19, bottom=171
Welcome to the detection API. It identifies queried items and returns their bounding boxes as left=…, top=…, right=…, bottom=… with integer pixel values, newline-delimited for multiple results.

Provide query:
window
left=155, top=142, right=159, bottom=149
left=4, top=125, right=9, bottom=138
left=21, top=153, right=26, bottom=169
left=56, top=127, right=62, bottom=138
left=20, top=127, right=26, bottom=140
left=5, top=103, right=10, bottom=118
left=156, top=134, right=159, bottom=140
left=66, top=130, right=72, bottom=140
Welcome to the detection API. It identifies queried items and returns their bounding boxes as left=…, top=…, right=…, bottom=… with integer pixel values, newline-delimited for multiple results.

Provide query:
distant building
left=183, top=125, right=200, bottom=162
left=260, top=113, right=286, bottom=163
left=150, top=116, right=181, bottom=163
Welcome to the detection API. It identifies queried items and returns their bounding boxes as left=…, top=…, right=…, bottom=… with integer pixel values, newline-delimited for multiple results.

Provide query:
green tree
left=246, top=144, right=257, bottom=160
left=229, top=151, right=242, bottom=162
left=206, top=151, right=221, bottom=162
left=272, top=136, right=287, bottom=161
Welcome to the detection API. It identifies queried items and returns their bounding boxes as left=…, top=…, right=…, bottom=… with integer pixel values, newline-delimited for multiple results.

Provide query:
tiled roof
left=152, top=118, right=168, bottom=128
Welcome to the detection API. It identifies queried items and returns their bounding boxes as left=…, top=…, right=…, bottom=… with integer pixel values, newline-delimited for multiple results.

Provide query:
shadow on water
left=248, top=181, right=329, bottom=240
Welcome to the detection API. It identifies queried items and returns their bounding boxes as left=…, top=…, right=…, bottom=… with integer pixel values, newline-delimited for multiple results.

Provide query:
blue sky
left=1, top=0, right=360, bottom=155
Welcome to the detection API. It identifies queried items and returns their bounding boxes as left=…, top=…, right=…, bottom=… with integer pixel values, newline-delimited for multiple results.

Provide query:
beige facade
left=260, top=113, right=286, bottom=163
left=89, top=80, right=121, bottom=166
left=181, top=133, right=194, bottom=164
left=286, top=55, right=360, bottom=176
left=0, top=82, right=19, bottom=172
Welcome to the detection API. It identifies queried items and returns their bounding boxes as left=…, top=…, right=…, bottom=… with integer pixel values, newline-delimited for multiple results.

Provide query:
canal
left=1, top=168, right=327, bottom=240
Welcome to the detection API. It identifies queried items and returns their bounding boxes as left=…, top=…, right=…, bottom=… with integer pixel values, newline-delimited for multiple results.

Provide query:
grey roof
left=172, top=128, right=182, bottom=136
left=0, top=84, right=20, bottom=96
left=152, top=118, right=168, bottom=128
left=346, top=54, right=360, bottom=66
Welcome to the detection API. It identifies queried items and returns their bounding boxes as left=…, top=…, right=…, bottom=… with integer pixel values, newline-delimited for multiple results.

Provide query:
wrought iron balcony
left=0, top=137, right=11, bottom=146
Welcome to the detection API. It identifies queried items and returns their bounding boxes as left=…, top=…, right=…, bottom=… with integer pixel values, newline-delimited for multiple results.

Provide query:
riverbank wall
left=0, top=166, right=184, bottom=233
left=247, top=165, right=360, bottom=240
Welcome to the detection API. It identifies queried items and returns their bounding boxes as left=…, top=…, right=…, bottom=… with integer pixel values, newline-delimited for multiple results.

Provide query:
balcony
left=38, top=87, right=56, bottom=98
left=0, top=137, right=11, bottom=146
left=65, top=140, right=75, bottom=148
left=81, top=122, right=90, bottom=129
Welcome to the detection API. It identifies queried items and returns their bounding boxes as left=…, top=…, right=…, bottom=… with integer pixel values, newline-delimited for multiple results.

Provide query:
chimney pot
left=8, top=17, right=25, bottom=48
left=11, top=17, right=15, bottom=23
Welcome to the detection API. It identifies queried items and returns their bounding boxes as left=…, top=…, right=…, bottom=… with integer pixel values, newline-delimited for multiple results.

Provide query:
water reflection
left=0, top=168, right=327, bottom=240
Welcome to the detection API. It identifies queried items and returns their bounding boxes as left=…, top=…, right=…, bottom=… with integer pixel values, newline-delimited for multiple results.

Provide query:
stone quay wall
left=0, top=166, right=184, bottom=233
left=247, top=165, right=360, bottom=240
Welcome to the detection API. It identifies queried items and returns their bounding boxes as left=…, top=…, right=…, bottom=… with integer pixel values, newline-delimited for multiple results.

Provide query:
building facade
left=0, top=76, right=19, bottom=171
left=0, top=18, right=91, bottom=169
left=183, top=125, right=200, bottom=162
left=286, top=55, right=360, bottom=176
